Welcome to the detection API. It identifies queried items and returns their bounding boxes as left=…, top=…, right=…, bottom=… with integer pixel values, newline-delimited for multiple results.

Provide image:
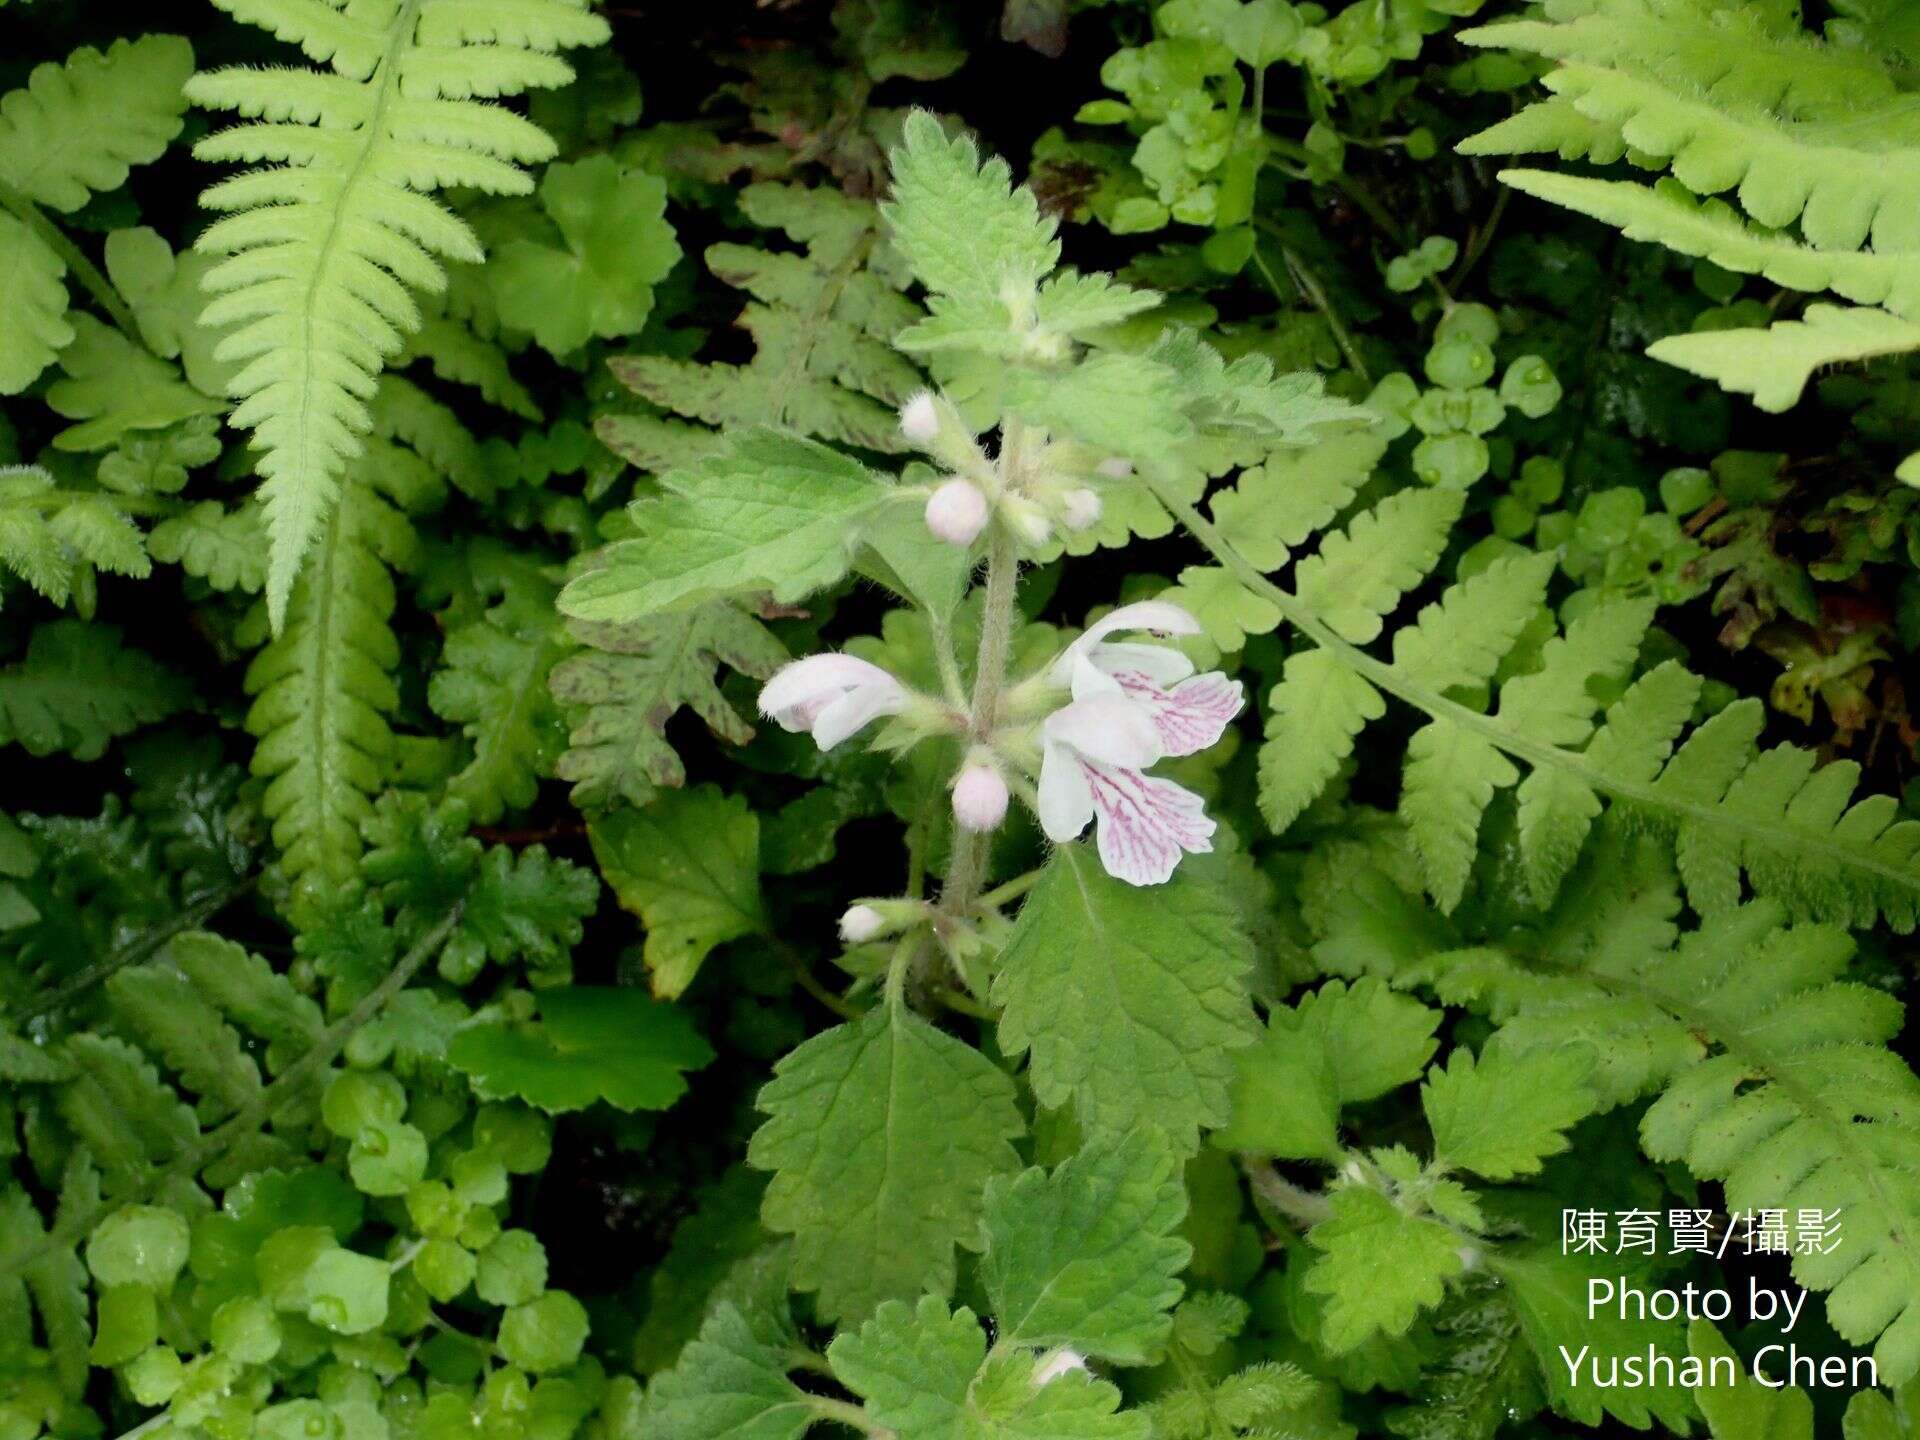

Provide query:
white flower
left=899, top=391, right=940, bottom=444
left=1035, top=600, right=1244, bottom=886
left=758, top=654, right=907, bottom=751
left=839, top=904, right=885, bottom=943
left=925, top=478, right=989, bottom=545
left=1096, top=457, right=1133, bottom=479
left=1059, top=487, right=1102, bottom=532
left=1032, top=1349, right=1089, bottom=1386
left=1050, top=600, right=1244, bottom=757
left=952, top=763, right=1009, bottom=832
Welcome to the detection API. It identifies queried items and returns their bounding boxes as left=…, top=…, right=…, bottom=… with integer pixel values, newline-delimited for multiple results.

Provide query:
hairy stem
left=1239, top=1156, right=1334, bottom=1231
left=806, top=1396, right=890, bottom=1437
left=0, top=177, right=144, bottom=345
left=939, top=509, right=1021, bottom=915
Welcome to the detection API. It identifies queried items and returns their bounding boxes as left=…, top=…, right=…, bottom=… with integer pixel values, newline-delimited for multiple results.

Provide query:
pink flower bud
left=925, top=478, right=989, bottom=546
left=899, top=391, right=941, bottom=445
left=839, top=904, right=885, bottom=943
left=1097, top=457, right=1133, bottom=479
left=1060, top=488, right=1102, bottom=531
left=952, top=764, right=1010, bottom=833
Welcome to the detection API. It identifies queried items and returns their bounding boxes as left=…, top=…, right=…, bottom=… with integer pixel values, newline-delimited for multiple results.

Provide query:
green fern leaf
left=1389, top=554, right=1554, bottom=693
left=187, top=0, right=607, bottom=625
left=0, top=35, right=195, bottom=212
left=1206, top=431, right=1385, bottom=572
left=45, top=315, right=222, bottom=454
left=148, top=500, right=268, bottom=593
left=603, top=183, right=922, bottom=471
left=1515, top=660, right=1701, bottom=903
left=551, top=601, right=788, bottom=811
left=1257, top=651, right=1384, bottom=833
left=53, top=1035, right=197, bottom=1195
left=244, top=475, right=407, bottom=885
left=106, top=965, right=262, bottom=1117
left=0, top=621, right=189, bottom=760
left=0, top=216, right=71, bottom=395
left=1493, top=172, right=1920, bottom=323
left=1406, top=877, right=1920, bottom=1383
left=427, top=560, right=567, bottom=823
left=1401, top=724, right=1517, bottom=912
left=1648, top=304, right=1920, bottom=413
left=1291, top=489, right=1461, bottom=645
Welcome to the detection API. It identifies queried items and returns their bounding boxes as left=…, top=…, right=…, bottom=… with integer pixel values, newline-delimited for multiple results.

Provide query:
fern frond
left=1462, top=0, right=1920, bottom=403
left=0, top=35, right=195, bottom=213
left=187, top=0, right=607, bottom=626
left=0, top=216, right=72, bottom=395
left=1162, top=430, right=1920, bottom=928
left=600, top=182, right=923, bottom=472
left=1495, top=173, right=1920, bottom=322
left=0, top=622, right=189, bottom=760
left=1647, top=304, right=1920, bottom=412
left=1399, top=871, right=1920, bottom=1383
left=244, top=471, right=409, bottom=887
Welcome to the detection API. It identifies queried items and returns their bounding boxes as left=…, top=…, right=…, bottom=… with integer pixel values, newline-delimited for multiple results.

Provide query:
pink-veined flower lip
left=1035, top=603, right=1244, bottom=885
left=758, top=654, right=907, bottom=751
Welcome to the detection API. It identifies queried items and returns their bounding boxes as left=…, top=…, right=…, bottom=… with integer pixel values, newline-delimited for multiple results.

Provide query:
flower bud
left=1097, top=457, right=1133, bottom=479
left=924, top=478, right=989, bottom=546
left=899, top=391, right=941, bottom=445
left=1059, top=487, right=1102, bottom=532
left=839, top=904, right=885, bottom=943
left=952, top=763, right=1010, bottom=833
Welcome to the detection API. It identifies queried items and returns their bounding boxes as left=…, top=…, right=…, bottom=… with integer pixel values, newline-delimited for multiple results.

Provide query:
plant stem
left=976, top=867, right=1042, bottom=910
left=9, top=878, right=254, bottom=1026
left=1239, top=1156, right=1333, bottom=1230
left=939, top=509, right=1021, bottom=916
left=806, top=1396, right=889, bottom=1437
left=1258, top=241, right=1371, bottom=384
left=0, top=907, right=463, bottom=1280
left=1152, top=481, right=1920, bottom=894
left=0, top=177, right=143, bottom=344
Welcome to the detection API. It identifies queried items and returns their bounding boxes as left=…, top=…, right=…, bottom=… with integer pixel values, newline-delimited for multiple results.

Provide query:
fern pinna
left=1154, top=423, right=1920, bottom=930
left=187, top=0, right=608, bottom=626
left=1459, top=0, right=1920, bottom=458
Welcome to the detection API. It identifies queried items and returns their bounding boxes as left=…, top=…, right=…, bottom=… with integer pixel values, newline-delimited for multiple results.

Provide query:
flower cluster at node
left=897, top=391, right=1114, bottom=549
left=756, top=599, right=1240, bottom=888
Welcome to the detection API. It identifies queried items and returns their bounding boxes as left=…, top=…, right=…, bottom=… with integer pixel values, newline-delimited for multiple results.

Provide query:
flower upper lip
left=1048, top=598, right=1203, bottom=686
left=758, top=653, right=907, bottom=750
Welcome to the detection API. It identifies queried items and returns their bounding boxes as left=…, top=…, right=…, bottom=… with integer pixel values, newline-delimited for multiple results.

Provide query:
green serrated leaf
left=558, top=429, right=891, bottom=622
left=749, top=1001, right=1024, bottom=1324
left=995, top=846, right=1258, bottom=1151
left=980, top=1130, right=1190, bottom=1363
